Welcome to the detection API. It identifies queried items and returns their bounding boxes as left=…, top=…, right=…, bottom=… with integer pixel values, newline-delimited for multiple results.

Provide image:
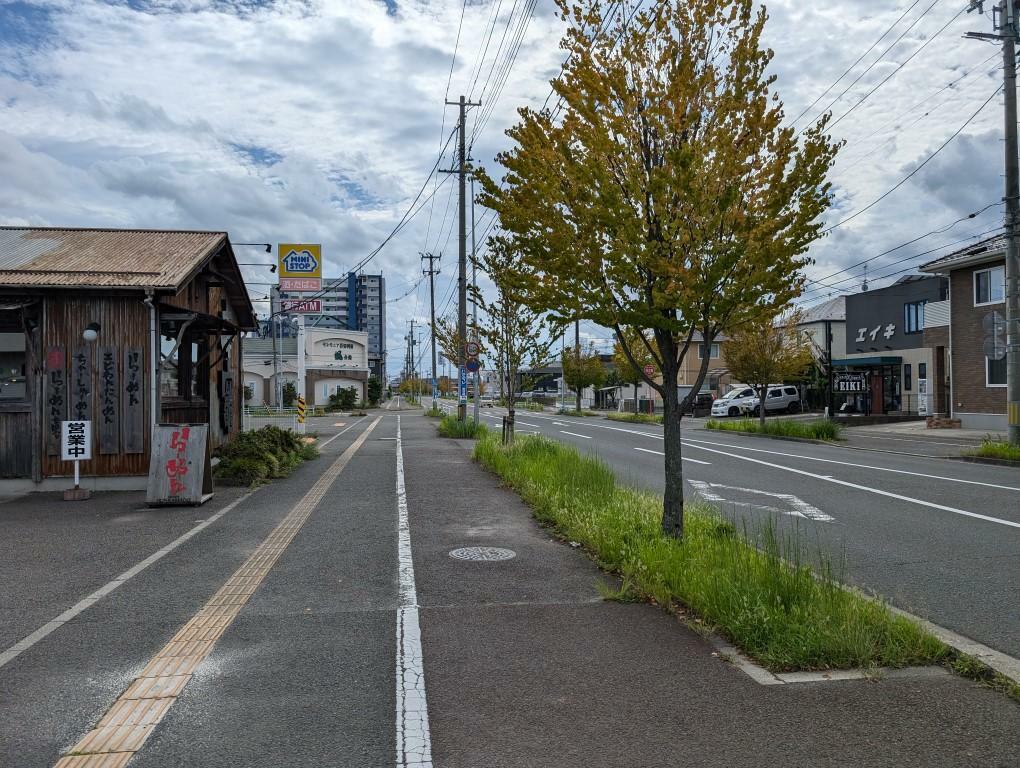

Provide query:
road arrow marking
left=688, top=479, right=834, bottom=522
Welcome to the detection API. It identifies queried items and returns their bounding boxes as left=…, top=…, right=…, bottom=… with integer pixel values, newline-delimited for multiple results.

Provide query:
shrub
left=214, top=457, right=269, bottom=486
left=213, top=425, right=319, bottom=487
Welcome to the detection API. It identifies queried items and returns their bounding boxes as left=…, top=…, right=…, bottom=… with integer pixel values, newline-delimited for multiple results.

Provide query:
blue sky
left=0, top=0, right=1007, bottom=375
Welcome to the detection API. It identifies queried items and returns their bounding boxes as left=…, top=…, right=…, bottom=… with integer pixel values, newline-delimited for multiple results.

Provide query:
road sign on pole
left=466, top=358, right=481, bottom=373
left=458, top=366, right=467, bottom=404
left=465, top=340, right=481, bottom=358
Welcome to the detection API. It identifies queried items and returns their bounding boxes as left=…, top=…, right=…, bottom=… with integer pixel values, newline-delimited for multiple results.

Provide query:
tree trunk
left=661, top=380, right=684, bottom=539
left=759, top=383, right=767, bottom=429
left=506, top=406, right=515, bottom=445
left=634, top=382, right=639, bottom=414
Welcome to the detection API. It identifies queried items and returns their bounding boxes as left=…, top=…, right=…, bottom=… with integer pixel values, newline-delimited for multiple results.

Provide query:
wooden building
left=0, top=227, right=256, bottom=489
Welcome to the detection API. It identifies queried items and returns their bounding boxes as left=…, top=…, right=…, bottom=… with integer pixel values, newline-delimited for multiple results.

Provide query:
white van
left=710, top=386, right=757, bottom=417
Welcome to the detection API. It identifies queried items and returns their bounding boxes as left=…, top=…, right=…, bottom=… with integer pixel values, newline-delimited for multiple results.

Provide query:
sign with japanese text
left=98, top=346, right=119, bottom=454
left=459, top=366, right=467, bottom=403
left=279, top=277, right=322, bottom=292
left=70, top=346, right=92, bottom=421
left=281, top=299, right=322, bottom=313
left=122, top=347, right=145, bottom=454
left=278, top=243, right=322, bottom=280
left=146, top=424, right=211, bottom=506
left=45, top=346, right=66, bottom=456
left=61, top=420, right=92, bottom=462
left=833, top=372, right=868, bottom=394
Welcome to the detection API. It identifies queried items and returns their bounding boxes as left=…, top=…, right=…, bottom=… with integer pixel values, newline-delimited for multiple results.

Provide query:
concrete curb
left=946, top=455, right=1020, bottom=468
left=701, top=429, right=838, bottom=447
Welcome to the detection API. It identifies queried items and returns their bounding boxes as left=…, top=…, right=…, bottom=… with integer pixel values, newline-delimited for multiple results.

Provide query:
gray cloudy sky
left=0, top=0, right=1008, bottom=374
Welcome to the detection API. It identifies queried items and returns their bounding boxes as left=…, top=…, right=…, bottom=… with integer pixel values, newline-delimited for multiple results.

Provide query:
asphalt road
left=453, top=402, right=1020, bottom=659
left=2, top=411, right=1018, bottom=767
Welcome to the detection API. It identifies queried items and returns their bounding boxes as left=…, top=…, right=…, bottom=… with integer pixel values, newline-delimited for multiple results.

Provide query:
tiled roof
left=0, top=227, right=225, bottom=289
left=920, top=233, right=1006, bottom=273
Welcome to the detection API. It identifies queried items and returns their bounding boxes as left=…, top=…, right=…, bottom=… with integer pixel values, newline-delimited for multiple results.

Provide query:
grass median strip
left=474, top=433, right=945, bottom=673
left=437, top=413, right=489, bottom=439
left=706, top=417, right=843, bottom=441
left=606, top=412, right=664, bottom=425
left=967, top=438, right=1020, bottom=462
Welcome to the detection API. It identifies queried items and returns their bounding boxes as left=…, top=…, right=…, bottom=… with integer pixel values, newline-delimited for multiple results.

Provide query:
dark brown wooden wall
left=42, top=295, right=150, bottom=477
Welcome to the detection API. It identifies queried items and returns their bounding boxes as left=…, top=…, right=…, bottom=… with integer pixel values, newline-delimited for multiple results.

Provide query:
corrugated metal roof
left=798, top=296, right=846, bottom=323
left=0, top=227, right=225, bottom=289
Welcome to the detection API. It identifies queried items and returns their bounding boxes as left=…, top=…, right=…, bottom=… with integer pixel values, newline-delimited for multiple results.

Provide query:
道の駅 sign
left=278, top=244, right=322, bottom=283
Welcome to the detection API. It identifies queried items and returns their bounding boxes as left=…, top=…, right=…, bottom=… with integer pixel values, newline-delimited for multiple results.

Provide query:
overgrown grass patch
left=967, top=438, right=1020, bottom=462
left=473, top=433, right=946, bottom=672
left=213, top=425, right=319, bottom=487
left=607, top=411, right=664, bottom=425
left=437, top=414, right=489, bottom=439
left=706, top=417, right=843, bottom=441
left=425, top=403, right=444, bottom=418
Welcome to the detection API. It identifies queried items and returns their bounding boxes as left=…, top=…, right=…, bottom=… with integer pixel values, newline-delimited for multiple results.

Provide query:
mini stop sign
left=643, top=364, right=655, bottom=377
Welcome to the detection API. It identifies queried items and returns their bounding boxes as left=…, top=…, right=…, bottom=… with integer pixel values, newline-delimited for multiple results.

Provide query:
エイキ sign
left=278, top=244, right=322, bottom=281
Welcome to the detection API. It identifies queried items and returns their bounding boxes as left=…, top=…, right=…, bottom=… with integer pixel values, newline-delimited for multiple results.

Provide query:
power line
left=822, top=82, right=1002, bottom=233
left=789, top=0, right=925, bottom=129
left=826, top=3, right=970, bottom=134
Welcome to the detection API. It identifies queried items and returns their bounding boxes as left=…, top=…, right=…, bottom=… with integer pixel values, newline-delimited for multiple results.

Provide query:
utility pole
left=443, top=94, right=481, bottom=422
left=422, top=252, right=441, bottom=404
left=470, top=174, right=480, bottom=425
left=967, top=0, right=1020, bottom=444
left=575, top=319, right=582, bottom=414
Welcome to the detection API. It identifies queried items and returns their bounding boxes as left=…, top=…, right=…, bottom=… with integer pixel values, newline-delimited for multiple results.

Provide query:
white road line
left=0, top=489, right=255, bottom=671
left=515, top=421, right=543, bottom=428
left=633, top=447, right=711, bottom=465
left=559, top=430, right=591, bottom=439
left=319, top=417, right=368, bottom=448
left=681, top=441, right=1020, bottom=530
left=682, top=436, right=1020, bottom=492
left=688, top=479, right=834, bottom=522
left=395, top=416, right=433, bottom=768
left=850, top=433, right=978, bottom=448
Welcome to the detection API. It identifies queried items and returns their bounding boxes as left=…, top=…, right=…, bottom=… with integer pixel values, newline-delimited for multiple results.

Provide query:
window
left=0, top=330, right=27, bottom=402
left=698, top=342, right=720, bottom=359
left=987, top=355, right=1006, bottom=386
left=784, top=387, right=798, bottom=396
left=903, top=363, right=912, bottom=392
left=974, top=265, right=1005, bottom=306
left=767, top=388, right=782, bottom=399
left=904, top=301, right=926, bottom=333
left=918, top=362, right=927, bottom=380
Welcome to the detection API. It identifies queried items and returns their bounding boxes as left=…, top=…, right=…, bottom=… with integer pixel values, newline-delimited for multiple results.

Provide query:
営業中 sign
left=61, top=420, right=92, bottom=462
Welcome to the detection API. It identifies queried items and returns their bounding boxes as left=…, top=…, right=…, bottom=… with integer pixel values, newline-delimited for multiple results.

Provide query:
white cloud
left=0, top=0, right=1010, bottom=374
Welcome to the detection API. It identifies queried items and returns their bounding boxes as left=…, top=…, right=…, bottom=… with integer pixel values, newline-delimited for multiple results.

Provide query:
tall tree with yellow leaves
left=478, top=0, right=839, bottom=538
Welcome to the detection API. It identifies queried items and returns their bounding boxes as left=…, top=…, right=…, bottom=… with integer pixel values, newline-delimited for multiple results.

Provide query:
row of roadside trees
left=466, top=0, right=840, bottom=540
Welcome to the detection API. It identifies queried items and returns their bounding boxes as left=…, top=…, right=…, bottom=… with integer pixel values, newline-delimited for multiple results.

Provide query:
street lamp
left=235, top=242, right=272, bottom=253
left=82, top=322, right=101, bottom=343
left=238, top=263, right=277, bottom=272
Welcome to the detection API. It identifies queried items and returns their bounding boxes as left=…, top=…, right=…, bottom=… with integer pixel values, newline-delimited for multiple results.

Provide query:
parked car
left=683, top=391, right=715, bottom=417
left=742, top=385, right=802, bottom=416
left=710, top=386, right=757, bottom=417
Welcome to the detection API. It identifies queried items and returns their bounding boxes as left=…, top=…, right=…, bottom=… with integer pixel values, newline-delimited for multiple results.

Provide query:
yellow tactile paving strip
left=53, top=417, right=381, bottom=768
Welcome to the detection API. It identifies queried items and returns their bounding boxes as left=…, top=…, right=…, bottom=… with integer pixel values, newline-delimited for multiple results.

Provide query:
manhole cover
left=449, top=546, right=516, bottom=562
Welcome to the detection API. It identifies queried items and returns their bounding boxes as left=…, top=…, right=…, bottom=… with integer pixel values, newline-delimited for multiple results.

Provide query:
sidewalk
left=400, top=415, right=1020, bottom=767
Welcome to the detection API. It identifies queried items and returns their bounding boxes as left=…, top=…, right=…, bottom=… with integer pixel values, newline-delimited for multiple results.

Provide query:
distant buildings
left=268, top=272, right=386, bottom=381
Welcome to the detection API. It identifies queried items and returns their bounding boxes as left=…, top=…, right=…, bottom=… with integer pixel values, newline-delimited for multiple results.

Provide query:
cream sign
left=312, top=337, right=366, bottom=367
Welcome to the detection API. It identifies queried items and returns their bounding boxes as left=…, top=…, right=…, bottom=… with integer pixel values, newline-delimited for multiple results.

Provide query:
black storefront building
left=833, top=275, right=947, bottom=417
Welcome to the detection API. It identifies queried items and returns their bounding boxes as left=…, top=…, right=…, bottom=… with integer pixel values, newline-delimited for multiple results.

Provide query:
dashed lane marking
left=52, top=417, right=382, bottom=768
left=633, top=447, right=711, bottom=465
left=559, top=430, right=591, bottom=439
